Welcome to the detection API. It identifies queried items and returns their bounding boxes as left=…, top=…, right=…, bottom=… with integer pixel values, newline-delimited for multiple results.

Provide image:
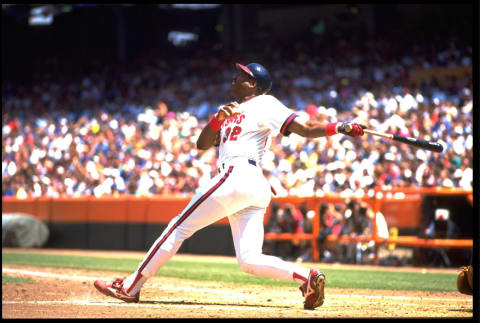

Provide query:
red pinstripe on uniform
left=127, top=166, right=234, bottom=294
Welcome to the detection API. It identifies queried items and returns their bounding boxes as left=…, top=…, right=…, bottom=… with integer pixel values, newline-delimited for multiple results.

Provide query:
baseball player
left=94, top=62, right=365, bottom=309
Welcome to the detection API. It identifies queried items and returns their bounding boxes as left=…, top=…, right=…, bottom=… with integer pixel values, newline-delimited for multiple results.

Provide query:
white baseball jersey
left=218, top=94, right=298, bottom=167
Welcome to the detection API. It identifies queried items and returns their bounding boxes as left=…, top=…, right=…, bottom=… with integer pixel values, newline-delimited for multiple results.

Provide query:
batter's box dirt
left=2, top=260, right=473, bottom=318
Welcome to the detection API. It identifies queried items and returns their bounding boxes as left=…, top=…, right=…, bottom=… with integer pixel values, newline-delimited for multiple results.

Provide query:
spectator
left=297, top=204, right=316, bottom=262
left=317, top=204, right=345, bottom=262
left=340, top=200, right=370, bottom=264
left=355, top=203, right=390, bottom=264
left=284, top=203, right=305, bottom=259
left=263, top=203, right=296, bottom=260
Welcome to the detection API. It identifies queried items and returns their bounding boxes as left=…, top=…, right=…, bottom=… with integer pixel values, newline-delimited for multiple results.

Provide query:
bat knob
left=344, top=123, right=352, bottom=133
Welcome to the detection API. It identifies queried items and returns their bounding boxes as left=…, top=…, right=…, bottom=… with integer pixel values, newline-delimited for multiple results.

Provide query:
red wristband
left=325, top=122, right=338, bottom=136
left=208, top=114, right=224, bottom=131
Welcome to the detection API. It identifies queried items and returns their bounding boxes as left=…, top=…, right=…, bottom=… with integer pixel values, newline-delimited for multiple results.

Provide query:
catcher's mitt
left=456, top=265, right=473, bottom=295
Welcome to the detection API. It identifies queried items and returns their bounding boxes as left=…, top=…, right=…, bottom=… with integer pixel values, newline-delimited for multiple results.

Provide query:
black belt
left=218, top=159, right=256, bottom=173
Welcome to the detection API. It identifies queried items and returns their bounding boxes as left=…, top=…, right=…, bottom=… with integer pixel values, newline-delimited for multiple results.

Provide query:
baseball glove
left=456, top=265, right=473, bottom=295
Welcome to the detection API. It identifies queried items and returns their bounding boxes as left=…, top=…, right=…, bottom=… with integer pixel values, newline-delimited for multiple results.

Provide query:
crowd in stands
left=263, top=199, right=390, bottom=264
left=2, top=35, right=473, bottom=200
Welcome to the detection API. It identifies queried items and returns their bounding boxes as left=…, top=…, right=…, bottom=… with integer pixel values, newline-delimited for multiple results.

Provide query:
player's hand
left=217, top=102, right=240, bottom=122
left=337, top=122, right=366, bottom=137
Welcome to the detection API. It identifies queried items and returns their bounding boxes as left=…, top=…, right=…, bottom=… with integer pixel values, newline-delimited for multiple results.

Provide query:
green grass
left=2, top=275, right=35, bottom=284
left=2, top=251, right=458, bottom=292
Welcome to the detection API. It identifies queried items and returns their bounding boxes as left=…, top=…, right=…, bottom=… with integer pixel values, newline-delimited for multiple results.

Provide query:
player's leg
left=228, top=206, right=325, bottom=309
left=123, top=170, right=239, bottom=294
left=122, top=197, right=229, bottom=294
left=228, top=206, right=311, bottom=282
left=120, top=163, right=272, bottom=297
left=95, top=167, right=237, bottom=300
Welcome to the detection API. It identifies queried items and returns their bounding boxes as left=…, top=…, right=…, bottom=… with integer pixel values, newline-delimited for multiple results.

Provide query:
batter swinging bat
left=345, top=124, right=444, bottom=153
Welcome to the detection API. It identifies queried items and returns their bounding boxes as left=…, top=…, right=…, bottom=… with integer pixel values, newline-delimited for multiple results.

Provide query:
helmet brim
left=235, top=63, right=255, bottom=78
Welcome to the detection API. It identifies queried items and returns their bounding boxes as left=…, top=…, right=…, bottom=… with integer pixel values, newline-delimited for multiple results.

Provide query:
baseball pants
left=123, top=157, right=311, bottom=295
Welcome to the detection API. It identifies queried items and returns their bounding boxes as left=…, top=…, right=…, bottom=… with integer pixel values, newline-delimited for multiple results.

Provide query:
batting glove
left=337, top=123, right=366, bottom=137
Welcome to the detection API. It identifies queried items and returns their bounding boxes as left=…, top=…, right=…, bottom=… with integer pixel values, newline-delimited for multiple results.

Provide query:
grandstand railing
left=264, top=187, right=473, bottom=263
left=1, top=188, right=473, bottom=263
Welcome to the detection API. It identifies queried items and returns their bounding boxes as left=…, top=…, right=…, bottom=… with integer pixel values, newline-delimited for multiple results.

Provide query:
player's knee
left=237, top=253, right=259, bottom=274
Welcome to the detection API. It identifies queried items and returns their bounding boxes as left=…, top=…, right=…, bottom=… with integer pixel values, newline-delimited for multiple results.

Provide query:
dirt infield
left=2, top=249, right=473, bottom=318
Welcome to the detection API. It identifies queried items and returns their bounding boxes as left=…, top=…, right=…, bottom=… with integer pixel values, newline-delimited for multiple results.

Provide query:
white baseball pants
left=123, top=157, right=310, bottom=295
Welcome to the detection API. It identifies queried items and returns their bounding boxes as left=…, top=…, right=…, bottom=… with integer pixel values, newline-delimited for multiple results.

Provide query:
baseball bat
left=344, top=124, right=444, bottom=153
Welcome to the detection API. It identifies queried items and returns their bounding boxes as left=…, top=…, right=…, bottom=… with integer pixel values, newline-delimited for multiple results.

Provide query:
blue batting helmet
left=235, top=62, right=272, bottom=95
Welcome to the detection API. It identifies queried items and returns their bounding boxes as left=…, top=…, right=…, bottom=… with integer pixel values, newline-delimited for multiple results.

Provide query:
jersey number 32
left=223, top=126, right=242, bottom=143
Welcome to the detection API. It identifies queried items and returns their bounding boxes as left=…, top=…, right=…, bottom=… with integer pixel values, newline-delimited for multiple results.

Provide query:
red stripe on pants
left=127, top=166, right=234, bottom=293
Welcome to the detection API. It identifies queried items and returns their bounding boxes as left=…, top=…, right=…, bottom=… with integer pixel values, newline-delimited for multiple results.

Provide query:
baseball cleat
left=299, top=269, right=325, bottom=310
left=94, top=277, right=140, bottom=303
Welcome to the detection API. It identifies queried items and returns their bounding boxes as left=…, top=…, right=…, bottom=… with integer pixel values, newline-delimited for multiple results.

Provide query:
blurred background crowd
left=2, top=36, right=473, bottom=199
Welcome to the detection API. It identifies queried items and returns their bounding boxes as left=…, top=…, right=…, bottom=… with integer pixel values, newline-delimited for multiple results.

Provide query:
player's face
left=230, top=71, right=256, bottom=98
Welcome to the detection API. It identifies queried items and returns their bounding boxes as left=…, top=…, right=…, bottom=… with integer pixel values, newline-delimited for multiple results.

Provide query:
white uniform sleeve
left=259, top=95, right=298, bottom=136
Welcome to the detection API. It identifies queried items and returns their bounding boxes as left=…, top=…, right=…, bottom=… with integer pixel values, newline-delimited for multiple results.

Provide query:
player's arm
left=196, top=102, right=239, bottom=150
left=196, top=122, right=220, bottom=150
left=287, top=118, right=365, bottom=138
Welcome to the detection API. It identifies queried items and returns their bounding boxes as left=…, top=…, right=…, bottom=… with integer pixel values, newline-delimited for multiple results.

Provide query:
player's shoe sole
left=94, top=278, right=140, bottom=303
